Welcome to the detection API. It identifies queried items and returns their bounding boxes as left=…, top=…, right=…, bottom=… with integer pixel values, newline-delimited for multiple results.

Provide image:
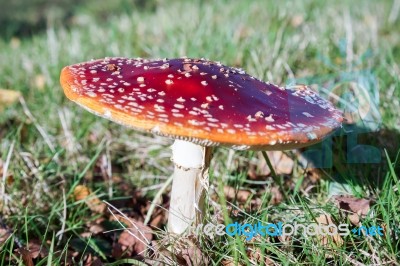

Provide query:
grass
left=0, top=0, right=399, bottom=264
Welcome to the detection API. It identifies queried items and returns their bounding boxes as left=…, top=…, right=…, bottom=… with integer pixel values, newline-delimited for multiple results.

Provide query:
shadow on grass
left=301, top=125, right=400, bottom=192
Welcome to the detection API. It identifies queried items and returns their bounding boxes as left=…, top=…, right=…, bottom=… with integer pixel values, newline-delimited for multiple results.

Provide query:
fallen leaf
left=117, top=219, right=152, bottom=256
left=224, top=186, right=252, bottom=203
left=73, top=185, right=106, bottom=213
left=269, top=186, right=283, bottom=205
left=150, top=211, right=165, bottom=228
left=89, top=224, right=104, bottom=234
left=258, top=151, right=294, bottom=176
left=27, top=239, right=48, bottom=259
left=332, top=195, right=371, bottom=225
left=247, top=247, right=274, bottom=265
left=221, top=259, right=243, bottom=266
left=177, top=240, right=205, bottom=266
left=306, top=168, right=322, bottom=183
left=152, top=236, right=208, bottom=266
left=316, top=214, right=343, bottom=247
left=17, top=247, right=34, bottom=266
left=0, top=89, right=21, bottom=111
left=0, top=228, right=10, bottom=244
left=112, top=242, right=124, bottom=259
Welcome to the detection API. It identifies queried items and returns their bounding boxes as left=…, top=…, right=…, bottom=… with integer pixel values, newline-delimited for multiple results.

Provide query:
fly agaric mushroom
left=60, top=57, right=342, bottom=234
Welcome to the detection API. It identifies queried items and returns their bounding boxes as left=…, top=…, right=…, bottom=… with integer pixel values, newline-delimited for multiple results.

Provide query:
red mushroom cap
left=60, top=57, right=342, bottom=150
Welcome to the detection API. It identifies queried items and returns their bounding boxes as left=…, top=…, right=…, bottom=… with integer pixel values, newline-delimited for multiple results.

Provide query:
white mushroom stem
left=167, top=139, right=213, bottom=234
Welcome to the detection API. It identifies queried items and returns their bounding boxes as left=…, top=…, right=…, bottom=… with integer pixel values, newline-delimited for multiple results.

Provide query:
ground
left=0, top=0, right=399, bottom=265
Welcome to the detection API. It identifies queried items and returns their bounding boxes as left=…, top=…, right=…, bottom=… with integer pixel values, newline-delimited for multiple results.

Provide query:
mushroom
left=60, top=57, right=342, bottom=234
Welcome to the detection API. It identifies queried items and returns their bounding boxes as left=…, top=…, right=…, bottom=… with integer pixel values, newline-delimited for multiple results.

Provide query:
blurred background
left=0, top=0, right=158, bottom=39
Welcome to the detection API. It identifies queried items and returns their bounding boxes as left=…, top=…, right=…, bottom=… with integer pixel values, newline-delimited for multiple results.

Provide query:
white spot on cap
left=255, top=111, right=264, bottom=118
left=137, top=77, right=144, bottom=82
left=212, top=75, right=217, bottom=79
left=165, top=79, right=173, bottom=85
left=151, top=125, right=160, bottom=133
left=303, top=112, right=314, bottom=117
left=87, top=91, right=97, bottom=98
left=177, top=97, right=185, bottom=102
left=246, top=115, right=256, bottom=122
left=174, top=103, right=185, bottom=109
left=201, top=103, right=209, bottom=109
left=173, top=113, right=184, bottom=117
left=103, top=109, right=112, bottom=118
left=184, top=72, right=191, bottom=78
left=307, top=132, right=317, bottom=140
left=201, top=81, right=208, bottom=86
left=265, top=114, right=275, bottom=122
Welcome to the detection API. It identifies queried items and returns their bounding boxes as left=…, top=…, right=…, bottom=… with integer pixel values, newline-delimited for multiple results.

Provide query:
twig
left=1, top=141, right=14, bottom=208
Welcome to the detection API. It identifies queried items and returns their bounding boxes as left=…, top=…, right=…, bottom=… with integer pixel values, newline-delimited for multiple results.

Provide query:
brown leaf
left=258, top=151, right=294, bottom=176
left=306, top=168, right=322, bottom=183
left=117, top=219, right=152, bottom=256
left=73, top=185, right=106, bottom=213
left=89, top=224, right=104, bottom=234
left=17, top=247, right=34, bottom=266
left=27, top=239, right=48, bottom=259
left=224, top=186, right=252, bottom=203
left=112, top=242, right=124, bottom=258
left=269, top=186, right=283, bottom=205
left=178, top=240, right=205, bottom=266
left=151, top=236, right=208, bottom=266
left=333, top=195, right=371, bottom=225
left=316, top=214, right=343, bottom=247
left=221, top=259, right=243, bottom=266
left=150, top=212, right=165, bottom=228
left=247, top=247, right=274, bottom=265
left=0, top=89, right=21, bottom=112
left=0, top=228, right=10, bottom=244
